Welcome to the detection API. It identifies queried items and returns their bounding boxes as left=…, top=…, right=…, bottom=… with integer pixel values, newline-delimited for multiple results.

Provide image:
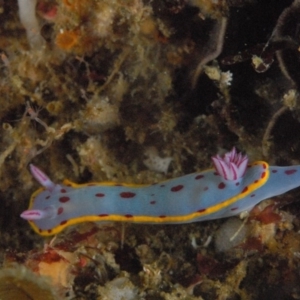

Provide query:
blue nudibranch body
left=21, top=148, right=300, bottom=236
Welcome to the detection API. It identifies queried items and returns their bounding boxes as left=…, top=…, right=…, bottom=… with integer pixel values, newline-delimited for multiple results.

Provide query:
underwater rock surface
left=0, top=0, right=300, bottom=299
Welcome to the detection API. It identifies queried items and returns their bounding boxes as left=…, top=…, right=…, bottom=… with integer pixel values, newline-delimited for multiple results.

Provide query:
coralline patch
left=76, top=96, right=120, bottom=134
left=97, top=276, right=139, bottom=300
left=0, top=265, right=58, bottom=300
left=143, top=146, right=172, bottom=174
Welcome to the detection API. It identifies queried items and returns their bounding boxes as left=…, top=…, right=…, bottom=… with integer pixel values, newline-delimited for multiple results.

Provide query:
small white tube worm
left=17, top=0, right=45, bottom=49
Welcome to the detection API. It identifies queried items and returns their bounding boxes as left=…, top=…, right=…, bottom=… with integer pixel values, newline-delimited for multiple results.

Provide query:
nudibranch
left=21, top=148, right=300, bottom=236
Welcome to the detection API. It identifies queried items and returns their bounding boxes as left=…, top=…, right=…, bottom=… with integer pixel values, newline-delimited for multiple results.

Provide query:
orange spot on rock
left=56, top=30, right=79, bottom=51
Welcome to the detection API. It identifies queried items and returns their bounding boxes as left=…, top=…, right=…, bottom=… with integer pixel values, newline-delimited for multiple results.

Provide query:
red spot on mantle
left=125, top=214, right=133, bottom=218
left=60, top=188, right=67, bottom=193
left=120, top=192, right=136, bottom=198
left=285, top=169, right=297, bottom=175
left=57, top=207, right=64, bottom=215
left=95, top=193, right=105, bottom=197
left=218, top=182, right=226, bottom=189
left=261, top=172, right=266, bottom=179
left=59, top=196, right=70, bottom=203
left=195, top=174, right=204, bottom=180
left=242, top=186, right=248, bottom=193
left=197, top=208, right=206, bottom=213
left=60, top=220, right=68, bottom=225
left=171, top=185, right=184, bottom=192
